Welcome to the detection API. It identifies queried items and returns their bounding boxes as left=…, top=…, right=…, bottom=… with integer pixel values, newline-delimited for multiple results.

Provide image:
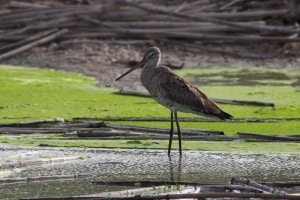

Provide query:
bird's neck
left=141, top=63, right=155, bottom=80
left=140, top=61, right=160, bottom=96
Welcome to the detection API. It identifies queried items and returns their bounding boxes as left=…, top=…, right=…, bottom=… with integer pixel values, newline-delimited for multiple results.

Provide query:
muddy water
left=1, top=144, right=300, bottom=199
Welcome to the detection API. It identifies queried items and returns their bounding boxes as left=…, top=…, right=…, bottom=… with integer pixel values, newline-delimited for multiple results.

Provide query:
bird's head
left=115, top=47, right=161, bottom=81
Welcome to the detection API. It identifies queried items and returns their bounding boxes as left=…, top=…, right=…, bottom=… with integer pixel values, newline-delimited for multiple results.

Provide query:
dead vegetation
left=1, top=0, right=300, bottom=60
left=0, top=0, right=300, bottom=88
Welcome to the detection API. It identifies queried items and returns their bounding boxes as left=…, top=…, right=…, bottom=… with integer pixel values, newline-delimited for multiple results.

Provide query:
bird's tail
left=219, top=111, right=233, bottom=120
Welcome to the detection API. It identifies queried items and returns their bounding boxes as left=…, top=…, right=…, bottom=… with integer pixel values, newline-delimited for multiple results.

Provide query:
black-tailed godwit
left=116, top=47, right=233, bottom=155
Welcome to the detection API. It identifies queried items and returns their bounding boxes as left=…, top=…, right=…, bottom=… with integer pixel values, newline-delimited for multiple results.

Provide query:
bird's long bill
left=115, top=61, right=145, bottom=81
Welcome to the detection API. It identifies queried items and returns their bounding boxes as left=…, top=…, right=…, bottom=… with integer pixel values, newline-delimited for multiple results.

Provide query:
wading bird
left=115, top=47, right=232, bottom=155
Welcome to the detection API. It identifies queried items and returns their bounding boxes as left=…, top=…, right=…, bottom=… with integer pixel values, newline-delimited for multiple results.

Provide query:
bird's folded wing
left=157, top=67, right=225, bottom=117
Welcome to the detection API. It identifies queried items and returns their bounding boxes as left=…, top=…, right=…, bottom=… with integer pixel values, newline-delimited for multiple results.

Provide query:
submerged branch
left=237, top=132, right=300, bottom=141
left=231, top=177, right=288, bottom=194
left=0, top=174, right=90, bottom=184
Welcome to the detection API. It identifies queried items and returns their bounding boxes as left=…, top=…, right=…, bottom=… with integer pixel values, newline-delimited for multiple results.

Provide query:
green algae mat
left=0, top=65, right=299, bottom=153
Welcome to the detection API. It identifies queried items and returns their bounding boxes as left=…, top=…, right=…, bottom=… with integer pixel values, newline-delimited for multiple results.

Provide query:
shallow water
left=0, top=144, right=300, bottom=199
left=186, top=68, right=300, bottom=87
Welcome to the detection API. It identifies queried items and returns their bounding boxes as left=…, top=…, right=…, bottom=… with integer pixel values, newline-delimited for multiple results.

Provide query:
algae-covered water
left=1, top=144, right=300, bottom=199
left=1, top=65, right=300, bottom=199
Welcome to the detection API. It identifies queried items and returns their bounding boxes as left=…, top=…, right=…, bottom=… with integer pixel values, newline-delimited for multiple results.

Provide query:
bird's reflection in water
left=168, top=155, right=182, bottom=182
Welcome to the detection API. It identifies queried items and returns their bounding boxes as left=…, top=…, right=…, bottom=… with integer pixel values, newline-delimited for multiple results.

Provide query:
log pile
left=0, top=0, right=300, bottom=61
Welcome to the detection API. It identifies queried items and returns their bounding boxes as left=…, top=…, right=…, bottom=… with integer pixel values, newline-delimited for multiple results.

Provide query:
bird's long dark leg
left=168, top=111, right=174, bottom=156
left=174, top=111, right=182, bottom=155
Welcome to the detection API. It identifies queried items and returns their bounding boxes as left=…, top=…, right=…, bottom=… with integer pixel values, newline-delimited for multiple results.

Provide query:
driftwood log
left=0, top=156, right=82, bottom=169
left=0, top=174, right=90, bottom=184
left=19, top=193, right=300, bottom=200
left=231, top=177, right=287, bottom=194
left=0, top=118, right=299, bottom=142
left=20, top=179, right=300, bottom=200
left=237, top=132, right=300, bottom=141
left=15, top=177, right=300, bottom=199
left=116, top=88, right=275, bottom=107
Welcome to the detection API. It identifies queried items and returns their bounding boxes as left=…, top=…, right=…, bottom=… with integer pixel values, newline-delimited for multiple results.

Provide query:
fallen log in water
left=0, top=174, right=90, bottom=184
left=19, top=191, right=300, bottom=200
left=84, top=116, right=300, bottom=123
left=75, top=122, right=235, bottom=140
left=81, top=116, right=212, bottom=122
left=0, top=156, right=81, bottom=169
left=0, top=118, right=65, bottom=127
left=18, top=177, right=300, bottom=199
left=116, top=88, right=275, bottom=107
left=77, top=130, right=136, bottom=137
left=92, top=181, right=263, bottom=193
left=76, top=133, right=235, bottom=141
left=261, top=181, right=300, bottom=187
left=237, top=132, right=300, bottom=141
left=107, top=123, right=223, bottom=135
left=0, top=127, right=69, bottom=134
left=231, top=177, right=288, bottom=194
left=212, top=98, right=275, bottom=107
left=0, top=118, right=298, bottom=142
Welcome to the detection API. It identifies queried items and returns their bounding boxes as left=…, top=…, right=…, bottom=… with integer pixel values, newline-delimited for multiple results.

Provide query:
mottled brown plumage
left=116, top=47, right=232, bottom=155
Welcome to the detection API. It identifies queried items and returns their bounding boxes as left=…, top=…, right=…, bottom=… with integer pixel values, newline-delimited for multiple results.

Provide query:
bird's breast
left=153, top=95, right=176, bottom=111
left=140, top=69, right=159, bottom=96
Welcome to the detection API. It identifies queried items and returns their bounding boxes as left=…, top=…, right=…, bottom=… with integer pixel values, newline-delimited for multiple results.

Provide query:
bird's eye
left=145, top=52, right=154, bottom=60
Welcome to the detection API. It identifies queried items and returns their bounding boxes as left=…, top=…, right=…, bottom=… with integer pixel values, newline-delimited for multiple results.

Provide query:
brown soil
left=3, top=42, right=300, bottom=91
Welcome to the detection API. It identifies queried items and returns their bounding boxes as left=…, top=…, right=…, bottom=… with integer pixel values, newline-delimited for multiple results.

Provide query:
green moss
left=0, top=65, right=150, bottom=122
left=117, top=120, right=300, bottom=135
left=0, top=65, right=300, bottom=153
left=176, top=67, right=300, bottom=87
left=126, top=140, right=143, bottom=144
left=0, top=136, right=300, bottom=154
